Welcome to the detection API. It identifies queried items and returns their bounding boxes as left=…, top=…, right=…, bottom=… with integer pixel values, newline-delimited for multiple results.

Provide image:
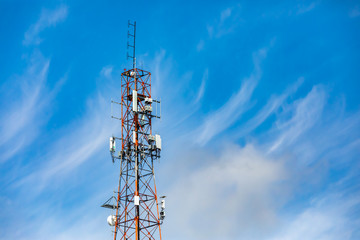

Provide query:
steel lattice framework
left=103, top=67, right=163, bottom=240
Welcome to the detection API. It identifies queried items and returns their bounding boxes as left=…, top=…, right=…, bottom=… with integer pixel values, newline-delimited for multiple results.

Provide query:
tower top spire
left=127, top=20, right=136, bottom=69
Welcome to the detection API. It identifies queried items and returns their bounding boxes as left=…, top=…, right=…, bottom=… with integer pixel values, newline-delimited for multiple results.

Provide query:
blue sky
left=0, top=1, right=360, bottom=239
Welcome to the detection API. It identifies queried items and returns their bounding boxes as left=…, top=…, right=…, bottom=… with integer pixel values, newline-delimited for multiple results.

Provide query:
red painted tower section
left=102, top=21, right=164, bottom=240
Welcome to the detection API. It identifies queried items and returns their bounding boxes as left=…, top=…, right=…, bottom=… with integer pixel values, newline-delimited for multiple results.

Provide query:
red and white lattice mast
left=102, top=20, right=165, bottom=240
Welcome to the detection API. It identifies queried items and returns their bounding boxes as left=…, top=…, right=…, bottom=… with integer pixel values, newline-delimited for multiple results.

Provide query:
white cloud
left=14, top=89, right=118, bottom=195
left=284, top=107, right=360, bottom=166
left=194, top=47, right=268, bottom=145
left=296, top=2, right=317, bottom=15
left=194, top=68, right=208, bottom=104
left=268, top=85, right=327, bottom=153
left=163, top=80, right=360, bottom=239
left=23, top=5, right=68, bottom=45
left=207, top=5, right=242, bottom=39
left=196, top=39, right=205, bottom=51
left=151, top=49, right=168, bottom=98
left=220, top=7, right=232, bottom=23
left=2, top=2, right=360, bottom=240
left=349, top=5, right=360, bottom=18
left=0, top=5, right=69, bottom=162
left=166, top=144, right=286, bottom=240
left=100, top=65, right=113, bottom=79
left=141, top=50, right=202, bottom=133
left=206, top=24, right=214, bottom=39
left=233, top=77, right=303, bottom=139
left=248, top=82, right=360, bottom=166
left=0, top=51, right=63, bottom=162
left=1, top=67, right=119, bottom=239
left=1, top=184, right=112, bottom=240
left=268, top=193, right=360, bottom=240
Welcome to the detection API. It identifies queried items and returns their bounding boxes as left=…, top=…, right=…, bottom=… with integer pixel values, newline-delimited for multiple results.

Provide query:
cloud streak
left=13, top=87, right=118, bottom=196
left=207, top=5, right=242, bottom=39
left=349, top=5, right=360, bottom=18
left=233, top=77, right=304, bottom=139
left=268, top=192, right=360, bottom=240
left=0, top=51, right=63, bottom=162
left=295, top=1, right=319, bottom=15
left=194, top=68, right=207, bottom=104
left=23, top=5, right=68, bottom=45
left=195, top=47, right=268, bottom=145
left=0, top=5, right=69, bottom=161
left=268, top=85, right=327, bottom=153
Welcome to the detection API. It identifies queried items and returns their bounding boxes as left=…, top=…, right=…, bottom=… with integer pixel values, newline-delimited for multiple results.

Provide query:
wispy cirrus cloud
left=23, top=5, right=68, bottom=45
left=1, top=67, right=118, bottom=240
left=233, top=77, right=304, bottom=139
left=1, top=1, right=359, bottom=240
left=196, top=39, right=205, bottom=52
left=268, top=85, right=327, bottom=153
left=161, top=32, right=360, bottom=237
left=207, top=5, right=242, bottom=39
left=194, top=46, right=268, bottom=145
left=14, top=84, right=118, bottom=196
left=0, top=6, right=67, bottom=162
left=295, top=1, right=319, bottom=15
left=165, top=81, right=360, bottom=240
left=194, top=68, right=207, bottom=104
left=0, top=4, right=68, bottom=162
left=349, top=5, right=360, bottom=18
left=2, top=177, right=112, bottom=240
left=282, top=108, right=360, bottom=167
left=0, top=51, right=64, bottom=162
left=100, top=65, right=114, bottom=79
left=268, top=191, right=360, bottom=240
left=140, top=50, right=203, bottom=132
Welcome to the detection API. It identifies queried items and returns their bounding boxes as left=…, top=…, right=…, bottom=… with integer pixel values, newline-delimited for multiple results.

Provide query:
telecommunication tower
left=102, top=20, right=165, bottom=240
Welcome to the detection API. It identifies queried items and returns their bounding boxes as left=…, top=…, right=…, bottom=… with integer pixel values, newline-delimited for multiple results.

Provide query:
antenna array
left=102, top=21, right=165, bottom=240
